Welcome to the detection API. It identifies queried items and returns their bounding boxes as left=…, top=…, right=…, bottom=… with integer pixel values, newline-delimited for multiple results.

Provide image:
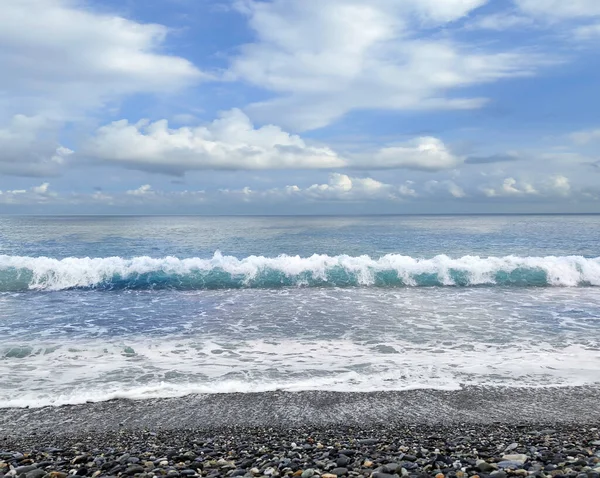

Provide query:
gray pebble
left=24, top=471, right=45, bottom=478
left=331, top=468, right=348, bottom=476
left=125, top=465, right=145, bottom=475
left=14, top=467, right=37, bottom=475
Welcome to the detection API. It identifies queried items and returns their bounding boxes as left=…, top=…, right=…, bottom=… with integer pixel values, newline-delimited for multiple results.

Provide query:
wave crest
left=1, top=252, right=599, bottom=291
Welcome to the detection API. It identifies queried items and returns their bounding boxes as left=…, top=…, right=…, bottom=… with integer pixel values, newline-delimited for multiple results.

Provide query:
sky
left=1, top=0, right=600, bottom=214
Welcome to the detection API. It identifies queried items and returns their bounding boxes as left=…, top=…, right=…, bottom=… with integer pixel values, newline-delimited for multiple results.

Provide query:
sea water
left=1, top=214, right=600, bottom=408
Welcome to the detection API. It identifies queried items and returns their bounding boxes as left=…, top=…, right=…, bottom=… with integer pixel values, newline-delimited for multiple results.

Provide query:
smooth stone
left=25, top=471, right=45, bottom=478
left=232, top=471, right=247, bottom=477
left=358, top=440, right=378, bottom=446
left=125, top=465, right=146, bottom=475
left=505, top=444, right=519, bottom=452
left=403, top=456, right=417, bottom=463
left=477, top=463, right=498, bottom=473
left=336, top=457, right=350, bottom=468
left=301, top=470, right=316, bottom=478
left=15, top=467, right=37, bottom=475
left=372, top=474, right=395, bottom=478
left=497, top=461, right=525, bottom=470
left=490, top=472, right=507, bottom=478
left=48, top=471, right=69, bottom=478
left=331, top=468, right=348, bottom=476
left=180, top=470, right=196, bottom=476
left=592, top=442, right=600, bottom=447
left=322, top=474, right=338, bottom=478
left=384, top=464, right=402, bottom=474
left=501, top=455, right=528, bottom=464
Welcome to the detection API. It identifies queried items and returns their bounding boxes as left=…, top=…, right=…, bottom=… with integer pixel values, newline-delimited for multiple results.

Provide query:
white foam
left=1, top=252, right=600, bottom=290
left=2, top=338, right=600, bottom=408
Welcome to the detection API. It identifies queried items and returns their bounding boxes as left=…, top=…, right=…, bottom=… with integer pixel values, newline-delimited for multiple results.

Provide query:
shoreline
left=2, top=387, right=600, bottom=477
left=2, top=386, right=600, bottom=437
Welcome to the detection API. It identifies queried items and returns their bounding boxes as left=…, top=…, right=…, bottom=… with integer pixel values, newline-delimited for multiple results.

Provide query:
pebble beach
left=2, top=388, right=600, bottom=478
left=3, top=423, right=600, bottom=478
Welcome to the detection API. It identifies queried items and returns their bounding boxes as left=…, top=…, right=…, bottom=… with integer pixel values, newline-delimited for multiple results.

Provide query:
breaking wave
left=1, top=252, right=599, bottom=291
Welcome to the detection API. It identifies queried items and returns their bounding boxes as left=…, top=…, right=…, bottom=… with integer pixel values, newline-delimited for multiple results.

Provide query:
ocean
left=1, top=214, right=600, bottom=409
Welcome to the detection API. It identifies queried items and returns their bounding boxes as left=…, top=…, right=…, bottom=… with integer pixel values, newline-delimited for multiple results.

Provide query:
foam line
left=1, top=252, right=599, bottom=291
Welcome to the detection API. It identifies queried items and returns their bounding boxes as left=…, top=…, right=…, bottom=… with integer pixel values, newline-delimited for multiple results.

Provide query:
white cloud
left=570, top=128, right=600, bottom=145
left=83, top=111, right=462, bottom=173
left=230, top=0, right=543, bottom=130
left=0, top=173, right=588, bottom=210
left=547, top=175, right=571, bottom=196
left=82, top=109, right=346, bottom=173
left=0, top=0, right=204, bottom=121
left=467, top=13, right=533, bottom=30
left=447, top=181, right=467, bottom=198
left=480, top=176, right=574, bottom=198
left=217, top=173, right=416, bottom=202
left=0, top=0, right=205, bottom=178
left=31, top=182, right=51, bottom=195
left=365, top=137, right=460, bottom=171
left=0, top=182, right=55, bottom=203
left=399, top=182, right=418, bottom=197
left=302, top=173, right=395, bottom=201
left=515, top=0, right=600, bottom=18
left=409, top=0, right=488, bottom=23
left=0, top=115, right=73, bottom=176
left=484, top=177, right=538, bottom=196
left=127, top=184, right=153, bottom=196
left=425, top=179, right=468, bottom=198
left=574, top=23, right=600, bottom=40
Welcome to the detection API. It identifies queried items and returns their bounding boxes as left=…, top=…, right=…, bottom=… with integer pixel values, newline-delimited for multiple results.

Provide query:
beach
left=2, top=388, right=600, bottom=478
left=2, top=216, right=600, bottom=477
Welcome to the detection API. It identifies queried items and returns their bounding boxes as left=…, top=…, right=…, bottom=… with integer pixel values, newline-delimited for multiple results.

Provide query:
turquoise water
left=1, top=215, right=600, bottom=407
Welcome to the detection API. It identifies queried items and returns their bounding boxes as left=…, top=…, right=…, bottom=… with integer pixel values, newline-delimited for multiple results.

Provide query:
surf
left=1, top=252, right=599, bottom=291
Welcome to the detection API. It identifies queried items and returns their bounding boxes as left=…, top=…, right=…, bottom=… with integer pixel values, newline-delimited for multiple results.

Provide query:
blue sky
left=1, top=0, right=600, bottom=214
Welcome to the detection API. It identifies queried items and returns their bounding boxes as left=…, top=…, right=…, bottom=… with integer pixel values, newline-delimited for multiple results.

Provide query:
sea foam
left=1, top=252, right=599, bottom=291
